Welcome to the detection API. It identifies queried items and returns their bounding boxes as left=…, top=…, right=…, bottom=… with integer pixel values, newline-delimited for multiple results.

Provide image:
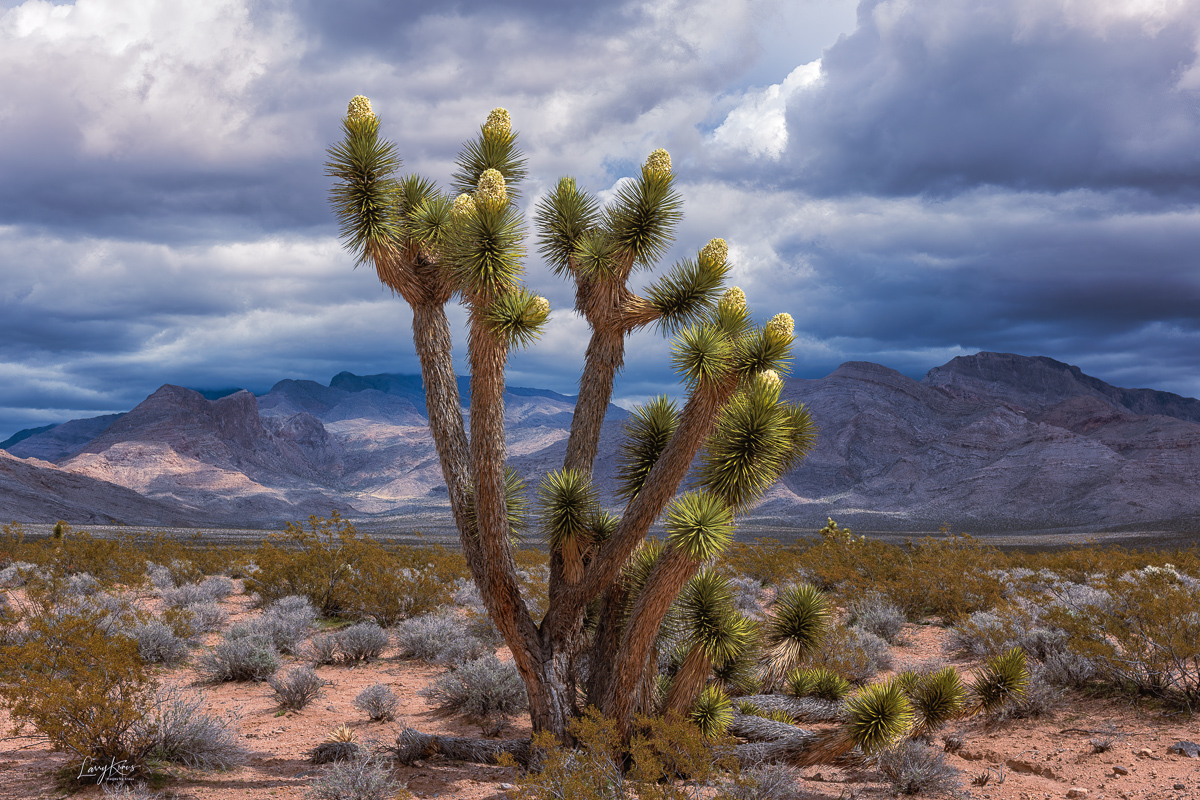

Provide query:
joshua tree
left=325, top=99, right=1025, bottom=761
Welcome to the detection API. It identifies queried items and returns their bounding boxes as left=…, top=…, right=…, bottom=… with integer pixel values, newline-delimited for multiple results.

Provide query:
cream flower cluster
left=720, top=286, right=746, bottom=312
left=476, top=168, right=507, bottom=205
left=347, top=95, right=374, bottom=122
left=757, top=369, right=783, bottom=393
left=700, top=238, right=728, bottom=266
left=766, top=312, right=794, bottom=341
left=530, top=296, right=551, bottom=318
left=452, top=193, right=477, bottom=216
left=645, top=148, right=672, bottom=176
left=484, top=107, right=512, bottom=136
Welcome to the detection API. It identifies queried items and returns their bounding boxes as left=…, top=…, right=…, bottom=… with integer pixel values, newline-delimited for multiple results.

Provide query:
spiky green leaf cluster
left=907, top=666, right=967, bottom=736
left=445, top=200, right=526, bottom=298
left=486, top=288, right=549, bottom=348
left=972, top=647, right=1030, bottom=713
left=614, top=396, right=680, bottom=502
left=844, top=681, right=914, bottom=754
left=534, top=177, right=600, bottom=275
left=450, top=120, right=528, bottom=201
left=696, top=382, right=817, bottom=511
left=678, top=570, right=752, bottom=666
left=645, top=256, right=726, bottom=334
left=671, top=323, right=732, bottom=388
left=604, top=165, right=683, bottom=268
left=325, top=115, right=403, bottom=264
left=763, top=583, right=832, bottom=681
left=537, top=469, right=599, bottom=553
left=785, top=666, right=851, bottom=702
left=665, top=491, right=733, bottom=562
left=689, top=684, right=733, bottom=738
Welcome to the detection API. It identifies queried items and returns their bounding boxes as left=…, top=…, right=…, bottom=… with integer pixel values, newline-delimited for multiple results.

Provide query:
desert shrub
left=345, top=560, right=453, bottom=627
left=145, top=562, right=175, bottom=590
left=270, top=666, right=327, bottom=710
left=718, top=538, right=808, bottom=587
left=1040, top=648, right=1098, bottom=689
left=160, top=583, right=209, bottom=608
left=394, top=611, right=489, bottom=665
left=66, top=571, right=100, bottom=597
left=876, top=740, right=961, bottom=795
left=808, top=625, right=892, bottom=684
left=200, top=574, right=235, bottom=598
left=0, top=606, right=157, bottom=768
left=183, top=600, right=228, bottom=633
left=245, top=512, right=375, bottom=617
left=141, top=687, right=249, bottom=769
left=727, top=576, right=768, bottom=618
left=717, top=763, right=804, bottom=800
left=307, top=632, right=341, bottom=665
left=846, top=590, right=906, bottom=644
left=1044, top=568, right=1200, bottom=708
left=354, top=683, right=399, bottom=722
left=339, top=622, right=389, bottom=664
left=196, top=636, right=280, bottom=682
left=130, top=620, right=190, bottom=666
left=986, top=665, right=1059, bottom=721
left=229, top=596, right=315, bottom=655
left=797, top=525, right=1004, bottom=623
left=419, top=655, right=528, bottom=730
left=519, top=708, right=736, bottom=800
left=306, top=755, right=410, bottom=800
left=0, top=561, right=45, bottom=588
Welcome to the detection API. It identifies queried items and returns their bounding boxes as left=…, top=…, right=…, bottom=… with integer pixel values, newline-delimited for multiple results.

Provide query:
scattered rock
left=1112, top=765, right=1130, bottom=776
left=1167, top=741, right=1200, bottom=758
left=498, top=783, right=515, bottom=790
left=1136, top=748, right=1153, bottom=758
left=1066, top=789, right=1089, bottom=798
left=1174, top=783, right=1186, bottom=790
left=1007, top=759, right=1061, bottom=780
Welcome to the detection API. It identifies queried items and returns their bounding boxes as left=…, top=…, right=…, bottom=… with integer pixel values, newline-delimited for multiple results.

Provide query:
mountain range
left=2, top=352, right=1198, bottom=534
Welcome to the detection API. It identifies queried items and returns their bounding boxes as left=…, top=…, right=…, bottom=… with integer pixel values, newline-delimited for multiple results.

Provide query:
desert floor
left=0, top=581, right=1197, bottom=800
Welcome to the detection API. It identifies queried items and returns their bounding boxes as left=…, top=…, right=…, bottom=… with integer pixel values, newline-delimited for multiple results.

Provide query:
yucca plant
left=325, top=99, right=983, bottom=766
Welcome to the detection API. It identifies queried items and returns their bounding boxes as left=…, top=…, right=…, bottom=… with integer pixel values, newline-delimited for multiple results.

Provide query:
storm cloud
left=2, top=0, right=1199, bottom=440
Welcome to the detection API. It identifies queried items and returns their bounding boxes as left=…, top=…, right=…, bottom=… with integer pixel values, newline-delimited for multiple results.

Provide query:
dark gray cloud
left=780, top=0, right=1200, bottom=197
left=4, top=0, right=1200, bottom=447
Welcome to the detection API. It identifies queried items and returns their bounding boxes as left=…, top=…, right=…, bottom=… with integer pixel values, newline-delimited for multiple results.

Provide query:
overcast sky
left=3, top=0, right=1200, bottom=440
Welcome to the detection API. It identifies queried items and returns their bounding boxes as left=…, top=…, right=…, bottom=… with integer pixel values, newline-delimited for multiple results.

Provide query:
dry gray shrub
left=720, top=763, right=806, bottom=800
left=269, top=665, right=326, bottom=710
left=131, top=620, right=190, bottom=666
left=67, top=572, right=100, bottom=597
left=846, top=589, right=907, bottom=644
left=394, top=612, right=489, bottom=665
left=141, top=687, right=250, bottom=770
left=419, top=655, right=528, bottom=731
left=197, top=636, right=280, bottom=682
left=338, top=622, right=389, bottom=664
left=728, top=576, right=769, bottom=619
left=876, top=740, right=961, bottom=795
left=305, top=755, right=404, bottom=800
left=183, top=601, right=228, bottom=633
left=810, top=625, right=893, bottom=684
left=229, top=596, right=315, bottom=655
left=307, top=632, right=341, bottom=665
left=0, top=562, right=45, bottom=588
left=354, top=683, right=399, bottom=722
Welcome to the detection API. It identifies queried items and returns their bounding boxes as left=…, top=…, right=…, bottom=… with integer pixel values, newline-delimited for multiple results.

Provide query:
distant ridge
left=3, top=358, right=1199, bottom=533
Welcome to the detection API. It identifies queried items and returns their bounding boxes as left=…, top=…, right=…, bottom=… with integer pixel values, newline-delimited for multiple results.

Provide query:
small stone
left=1173, top=783, right=1186, bottom=790
left=326, top=705, right=336, bottom=711
left=1066, top=789, right=1089, bottom=799
left=1167, top=741, right=1200, bottom=758
left=1112, top=766, right=1130, bottom=776
left=498, top=783, right=515, bottom=790
left=1136, top=748, right=1153, bottom=757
